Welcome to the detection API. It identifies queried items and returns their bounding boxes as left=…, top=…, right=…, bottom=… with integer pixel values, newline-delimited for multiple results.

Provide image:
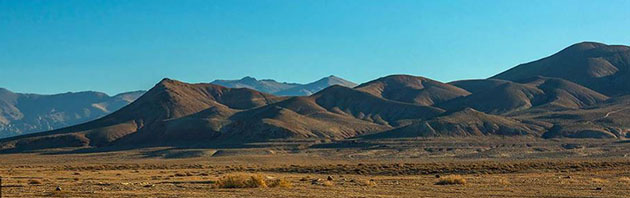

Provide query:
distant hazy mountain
left=274, top=76, right=357, bottom=96
left=0, top=88, right=145, bottom=138
left=211, top=76, right=299, bottom=94
left=211, top=75, right=356, bottom=96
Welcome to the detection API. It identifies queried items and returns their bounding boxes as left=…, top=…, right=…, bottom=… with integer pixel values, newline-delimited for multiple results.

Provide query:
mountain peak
left=274, top=76, right=357, bottom=96
left=556, top=41, right=608, bottom=55
left=240, top=76, right=257, bottom=81
left=158, top=78, right=179, bottom=85
left=355, top=75, right=470, bottom=106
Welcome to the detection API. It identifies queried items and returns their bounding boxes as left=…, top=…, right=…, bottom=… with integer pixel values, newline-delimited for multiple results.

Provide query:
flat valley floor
left=2, top=137, right=630, bottom=197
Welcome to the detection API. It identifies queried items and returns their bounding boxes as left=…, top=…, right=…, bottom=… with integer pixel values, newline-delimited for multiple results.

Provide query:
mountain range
left=2, top=41, right=630, bottom=152
left=0, top=89, right=145, bottom=139
left=211, top=75, right=357, bottom=96
left=0, top=76, right=355, bottom=139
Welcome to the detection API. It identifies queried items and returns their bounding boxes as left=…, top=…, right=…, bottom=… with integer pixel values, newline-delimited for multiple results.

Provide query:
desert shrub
left=591, top=178, right=607, bottom=183
left=28, top=179, right=43, bottom=185
left=268, top=178, right=292, bottom=188
left=214, top=174, right=267, bottom=188
left=355, top=179, right=376, bottom=186
left=619, top=177, right=630, bottom=183
left=435, top=175, right=467, bottom=185
left=322, top=180, right=334, bottom=186
left=497, top=177, right=510, bottom=185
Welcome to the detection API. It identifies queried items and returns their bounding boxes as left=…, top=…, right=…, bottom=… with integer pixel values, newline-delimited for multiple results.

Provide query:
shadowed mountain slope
left=510, top=95, right=630, bottom=139
left=491, top=42, right=630, bottom=96
left=355, top=75, right=470, bottom=106
left=445, top=77, right=608, bottom=114
left=362, top=108, right=547, bottom=139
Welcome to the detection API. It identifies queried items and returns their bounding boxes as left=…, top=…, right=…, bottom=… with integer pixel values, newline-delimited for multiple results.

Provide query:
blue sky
left=1, top=0, right=629, bottom=95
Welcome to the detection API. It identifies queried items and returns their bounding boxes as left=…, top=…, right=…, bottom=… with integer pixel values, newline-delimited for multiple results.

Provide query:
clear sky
left=1, top=0, right=629, bottom=95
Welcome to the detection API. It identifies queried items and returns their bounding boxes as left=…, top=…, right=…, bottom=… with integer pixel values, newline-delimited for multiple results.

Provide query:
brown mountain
left=0, top=88, right=144, bottom=138
left=355, top=75, right=470, bottom=106
left=491, top=42, right=630, bottom=96
left=511, top=95, right=630, bottom=139
left=445, top=76, right=608, bottom=114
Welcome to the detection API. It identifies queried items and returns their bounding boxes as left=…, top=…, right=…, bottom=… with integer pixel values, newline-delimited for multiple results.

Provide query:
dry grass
left=214, top=174, right=268, bottom=188
left=268, top=178, right=292, bottom=188
left=356, top=179, right=377, bottom=186
left=5, top=146, right=630, bottom=197
left=619, top=177, right=630, bottom=183
left=435, top=175, right=467, bottom=185
left=213, top=174, right=293, bottom=188
left=496, top=177, right=511, bottom=185
left=591, top=178, right=608, bottom=183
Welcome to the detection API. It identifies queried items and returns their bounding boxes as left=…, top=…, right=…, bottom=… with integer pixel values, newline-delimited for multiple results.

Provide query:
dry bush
left=497, top=177, right=511, bottom=185
left=214, top=174, right=267, bottom=188
left=356, top=179, right=376, bottom=187
left=591, top=178, right=607, bottom=183
left=322, top=180, right=334, bottom=186
left=268, top=178, right=292, bottom=188
left=619, top=177, right=630, bottom=183
left=435, top=175, right=467, bottom=185
left=28, top=179, right=43, bottom=185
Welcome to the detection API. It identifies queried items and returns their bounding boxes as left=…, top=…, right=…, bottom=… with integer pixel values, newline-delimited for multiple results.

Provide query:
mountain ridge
left=0, top=88, right=146, bottom=139
left=212, top=75, right=357, bottom=96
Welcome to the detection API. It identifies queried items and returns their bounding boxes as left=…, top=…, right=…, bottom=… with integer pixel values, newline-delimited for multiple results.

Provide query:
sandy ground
left=2, top=138, right=630, bottom=197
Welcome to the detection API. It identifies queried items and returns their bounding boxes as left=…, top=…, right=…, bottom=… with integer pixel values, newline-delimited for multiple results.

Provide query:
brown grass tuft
left=356, top=179, right=376, bottom=186
left=497, top=177, right=510, bottom=185
left=619, top=177, right=630, bottom=183
left=591, top=178, right=607, bottom=183
left=435, top=175, right=467, bottom=185
left=268, top=178, right=292, bottom=188
left=214, top=174, right=267, bottom=188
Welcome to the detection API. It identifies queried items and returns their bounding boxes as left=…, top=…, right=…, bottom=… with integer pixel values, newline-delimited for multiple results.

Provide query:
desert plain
left=2, top=137, right=630, bottom=198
